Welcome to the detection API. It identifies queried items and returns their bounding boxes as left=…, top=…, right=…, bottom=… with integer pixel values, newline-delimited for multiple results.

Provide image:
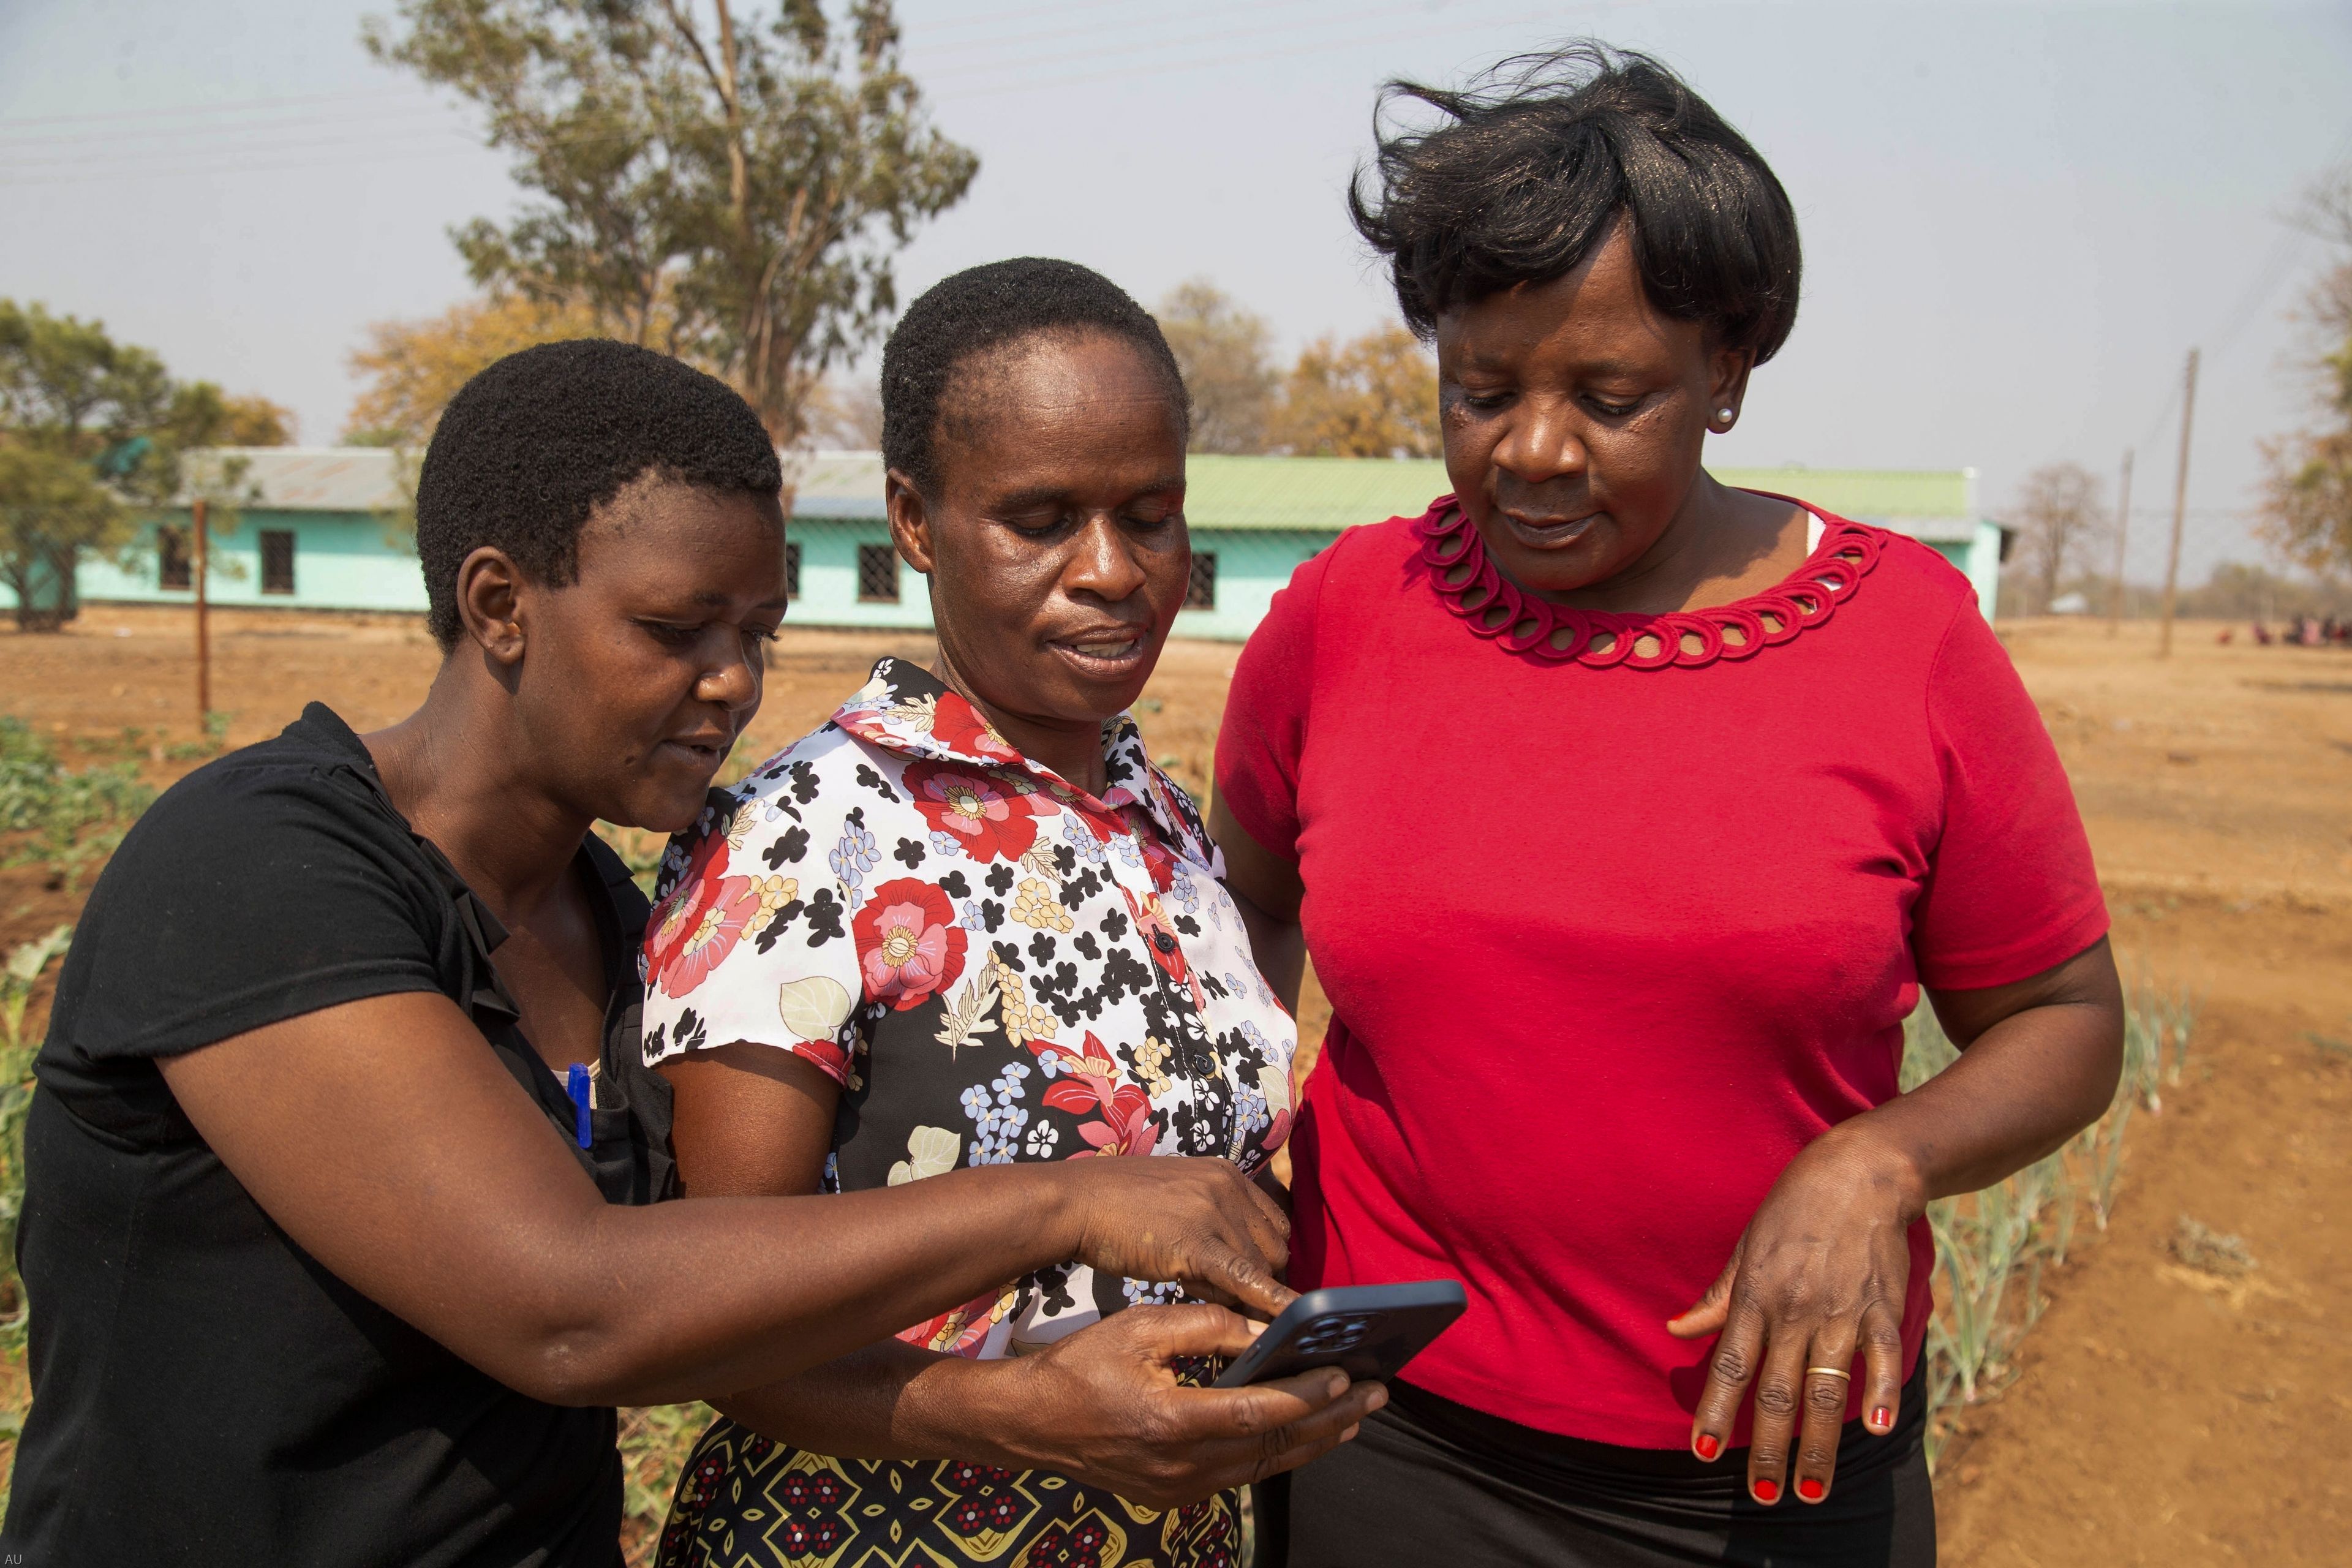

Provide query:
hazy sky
left=4, top=0, right=2349, bottom=584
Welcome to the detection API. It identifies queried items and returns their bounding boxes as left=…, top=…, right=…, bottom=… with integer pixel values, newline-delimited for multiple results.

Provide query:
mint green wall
left=1170, top=524, right=2008, bottom=640
left=774, top=521, right=1336, bottom=643
left=1913, top=526, right=2003, bottom=624
left=21, top=501, right=2005, bottom=633
left=785, top=516, right=933, bottom=631
left=66, top=511, right=428, bottom=613
left=1174, top=530, right=1332, bottom=641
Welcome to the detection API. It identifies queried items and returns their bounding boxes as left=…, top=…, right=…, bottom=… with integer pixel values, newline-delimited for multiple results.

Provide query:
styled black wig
left=1349, top=44, right=1802, bottom=360
left=413, top=339, right=780, bottom=650
left=879, top=257, right=1188, bottom=497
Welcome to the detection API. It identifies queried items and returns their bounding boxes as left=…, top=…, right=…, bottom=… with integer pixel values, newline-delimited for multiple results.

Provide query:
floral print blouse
left=641, top=657, right=1298, bottom=1356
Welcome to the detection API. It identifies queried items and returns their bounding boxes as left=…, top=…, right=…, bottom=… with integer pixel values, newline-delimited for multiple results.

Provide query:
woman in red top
left=1215, top=47, right=2122, bottom=1566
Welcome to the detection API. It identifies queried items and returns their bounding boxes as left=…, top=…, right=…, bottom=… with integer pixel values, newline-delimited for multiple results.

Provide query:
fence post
left=2157, top=349, right=2198, bottom=658
left=193, top=497, right=210, bottom=722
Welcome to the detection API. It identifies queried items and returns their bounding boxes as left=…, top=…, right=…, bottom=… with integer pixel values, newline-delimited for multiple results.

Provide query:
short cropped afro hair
left=413, top=338, right=781, bottom=649
left=1350, top=44, right=1801, bottom=361
left=879, top=257, right=1188, bottom=498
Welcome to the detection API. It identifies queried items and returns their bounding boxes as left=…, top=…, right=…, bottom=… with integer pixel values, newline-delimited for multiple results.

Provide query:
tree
left=365, top=0, right=978, bottom=445
left=0, top=300, right=281, bottom=630
left=1270, top=325, right=1440, bottom=459
left=217, top=394, right=298, bottom=447
left=345, top=292, right=605, bottom=448
left=1156, top=280, right=1277, bottom=454
left=2176, top=560, right=2351, bottom=622
left=1, top=300, right=179, bottom=492
left=2008, top=462, right=2108, bottom=615
left=0, top=446, right=123, bottom=631
left=2258, top=167, right=2352, bottom=576
left=801, top=372, right=883, bottom=448
left=0, top=300, right=282, bottom=629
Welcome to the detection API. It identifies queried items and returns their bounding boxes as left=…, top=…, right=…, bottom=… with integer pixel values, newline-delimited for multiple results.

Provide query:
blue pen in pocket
left=567, top=1062, right=593, bottom=1150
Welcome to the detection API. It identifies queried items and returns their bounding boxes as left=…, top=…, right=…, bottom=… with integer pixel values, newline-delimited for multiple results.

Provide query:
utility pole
left=2157, top=349, right=2198, bottom=658
left=2106, top=447, right=2133, bottom=636
left=192, top=497, right=211, bottom=722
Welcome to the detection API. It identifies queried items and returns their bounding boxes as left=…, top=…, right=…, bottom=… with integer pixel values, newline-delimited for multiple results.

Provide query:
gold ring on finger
left=1804, top=1366, right=1853, bottom=1382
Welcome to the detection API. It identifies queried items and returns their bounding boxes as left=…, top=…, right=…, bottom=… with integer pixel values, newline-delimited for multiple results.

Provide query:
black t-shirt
left=4, top=704, right=673, bottom=1568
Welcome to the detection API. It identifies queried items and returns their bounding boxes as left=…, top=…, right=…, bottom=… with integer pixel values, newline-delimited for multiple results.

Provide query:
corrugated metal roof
left=1714, top=466, right=1978, bottom=520
left=785, top=452, right=1455, bottom=530
left=182, top=447, right=407, bottom=511
left=1178, top=455, right=1449, bottom=530
left=790, top=450, right=888, bottom=517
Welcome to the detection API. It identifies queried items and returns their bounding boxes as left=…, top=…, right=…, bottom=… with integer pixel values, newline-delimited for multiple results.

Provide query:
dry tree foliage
left=344, top=293, right=605, bottom=450
left=364, top=0, right=976, bottom=445
left=1272, top=325, right=1441, bottom=459
left=1158, top=280, right=1281, bottom=455
left=2007, top=462, right=2109, bottom=614
left=2258, top=167, right=2352, bottom=576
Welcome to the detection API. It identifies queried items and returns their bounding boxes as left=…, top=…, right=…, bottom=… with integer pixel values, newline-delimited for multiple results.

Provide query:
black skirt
left=1269, top=1369, right=1934, bottom=1567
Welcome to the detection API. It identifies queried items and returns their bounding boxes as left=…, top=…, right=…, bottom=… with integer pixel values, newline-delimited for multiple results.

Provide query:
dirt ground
left=2, top=605, right=2346, bottom=1561
left=1926, top=619, right=2352, bottom=1566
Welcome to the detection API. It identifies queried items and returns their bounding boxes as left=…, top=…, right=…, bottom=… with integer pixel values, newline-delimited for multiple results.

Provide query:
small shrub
left=0, top=716, right=155, bottom=887
left=619, top=1403, right=712, bottom=1565
left=2168, top=1216, right=2255, bottom=1278
left=1905, top=971, right=2198, bottom=1470
left=0, top=925, right=71, bottom=1363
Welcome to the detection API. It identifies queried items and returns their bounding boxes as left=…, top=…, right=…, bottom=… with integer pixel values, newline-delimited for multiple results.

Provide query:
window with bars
left=157, top=527, right=191, bottom=590
left=1185, top=551, right=1217, bottom=610
left=260, top=530, right=296, bottom=595
left=785, top=541, right=802, bottom=600
left=856, top=544, right=900, bottom=603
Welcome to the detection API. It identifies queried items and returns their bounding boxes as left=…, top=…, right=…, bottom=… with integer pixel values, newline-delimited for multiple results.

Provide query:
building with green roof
left=12, top=450, right=2007, bottom=635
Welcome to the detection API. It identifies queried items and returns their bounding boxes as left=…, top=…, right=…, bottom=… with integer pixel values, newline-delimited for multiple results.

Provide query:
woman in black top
left=4, top=342, right=1376, bottom=1567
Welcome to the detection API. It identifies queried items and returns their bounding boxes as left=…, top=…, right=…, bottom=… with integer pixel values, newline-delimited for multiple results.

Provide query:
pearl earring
left=1717, top=407, right=1735, bottom=421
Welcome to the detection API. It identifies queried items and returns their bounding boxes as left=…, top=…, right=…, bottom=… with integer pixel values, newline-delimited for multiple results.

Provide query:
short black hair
left=414, top=339, right=780, bottom=649
left=1349, top=44, right=1801, bottom=361
left=879, top=257, right=1188, bottom=497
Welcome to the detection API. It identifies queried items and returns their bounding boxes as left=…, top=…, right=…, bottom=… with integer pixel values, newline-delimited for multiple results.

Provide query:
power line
left=913, top=0, right=1271, bottom=36
left=0, top=141, right=489, bottom=191
left=2119, top=119, right=2352, bottom=458
left=0, top=1, right=1365, bottom=174
left=0, top=85, right=429, bottom=131
left=1, top=1, right=1598, bottom=186
left=2, top=121, right=470, bottom=171
left=0, top=0, right=1310, bottom=149
left=931, top=4, right=1599, bottom=102
left=908, top=0, right=1327, bottom=74
left=0, top=104, right=456, bottom=154
left=0, top=0, right=1225, bottom=129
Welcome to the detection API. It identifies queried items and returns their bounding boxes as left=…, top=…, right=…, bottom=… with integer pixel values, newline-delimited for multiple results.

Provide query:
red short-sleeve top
left=1215, top=497, right=2108, bottom=1447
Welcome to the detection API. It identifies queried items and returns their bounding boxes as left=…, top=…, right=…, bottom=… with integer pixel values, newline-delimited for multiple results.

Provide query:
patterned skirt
left=655, top=1416, right=1248, bottom=1568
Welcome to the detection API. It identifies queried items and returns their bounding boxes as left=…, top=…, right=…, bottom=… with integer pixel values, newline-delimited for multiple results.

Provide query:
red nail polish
left=1753, top=1479, right=1779, bottom=1503
left=1694, top=1434, right=1721, bottom=1460
left=1798, top=1478, right=1825, bottom=1501
left=1871, top=1407, right=1893, bottom=1430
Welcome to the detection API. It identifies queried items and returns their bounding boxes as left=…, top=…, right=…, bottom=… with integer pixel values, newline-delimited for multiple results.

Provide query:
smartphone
left=1212, top=1280, right=1468, bottom=1389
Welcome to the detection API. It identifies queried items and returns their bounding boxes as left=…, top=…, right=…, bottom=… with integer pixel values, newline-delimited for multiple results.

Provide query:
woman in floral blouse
left=641, top=258, right=1374, bottom=1568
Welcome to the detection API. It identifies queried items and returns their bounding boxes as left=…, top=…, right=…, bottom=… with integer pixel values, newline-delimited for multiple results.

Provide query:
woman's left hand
left=1666, top=1124, right=1921, bottom=1506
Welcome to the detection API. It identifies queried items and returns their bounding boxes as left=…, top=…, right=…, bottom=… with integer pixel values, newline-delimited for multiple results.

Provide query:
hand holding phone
left=1213, top=1280, right=1468, bottom=1389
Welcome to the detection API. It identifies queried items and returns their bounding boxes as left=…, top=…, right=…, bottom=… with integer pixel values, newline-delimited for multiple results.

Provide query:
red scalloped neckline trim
left=1414, top=496, right=1884, bottom=669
